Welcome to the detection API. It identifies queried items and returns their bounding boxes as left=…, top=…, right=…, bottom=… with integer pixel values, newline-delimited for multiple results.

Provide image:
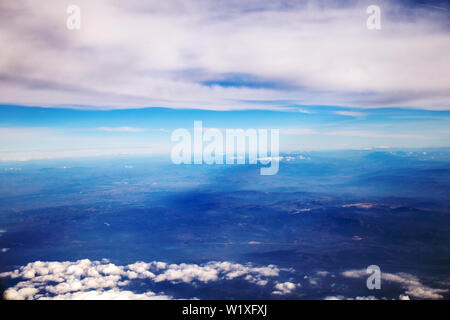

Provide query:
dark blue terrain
left=0, top=150, right=449, bottom=299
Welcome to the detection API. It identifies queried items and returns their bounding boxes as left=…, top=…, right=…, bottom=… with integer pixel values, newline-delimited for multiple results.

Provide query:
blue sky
left=0, top=0, right=449, bottom=160
left=1, top=104, right=449, bottom=161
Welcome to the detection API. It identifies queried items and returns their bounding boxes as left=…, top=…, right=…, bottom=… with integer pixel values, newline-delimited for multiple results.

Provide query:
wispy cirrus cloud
left=280, top=128, right=417, bottom=139
left=97, top=126, right=145, bottom=133
left=281, top=128, right=319, bottom=135
left=334, top=111, right=368, bottom=117
left=326, top=130, right=417, bottom=139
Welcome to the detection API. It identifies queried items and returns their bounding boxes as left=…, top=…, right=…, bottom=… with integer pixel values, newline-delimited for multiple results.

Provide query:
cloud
left=324, top=295, right=379, bottom=300
left=316, top=271, right=330, bottom=277
left=153, top=264, right=219, bottom=283
left=39, top=289, right=172, bottom=300
left=281, top=128, right=319, bottom=135
left=0, top=259, right=284, bottom=300
left=0, top=0, right=449, bottom=110
left=334, top=111, right=367, bottom=117
left=1, top=260, right=447, bottom=300
left=342, top=269, right=448, bottom=299
left=0, top=128, right=55, bottom=140
left=97, top=127, right=146, bottom=133
left=325, top=130, right=416, bottom=139
left=280, top=128, right=416, bottom=139
left=0, top=147, right=158, bottom=162
left=272, top=282, right=298, bottom=295
left=342, top=203, right=376, bottom=209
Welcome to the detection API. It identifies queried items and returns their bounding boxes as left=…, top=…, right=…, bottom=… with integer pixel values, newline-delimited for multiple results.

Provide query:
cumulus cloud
left=272, top=281, right=298, bottom=295
left=342, top=269, right=448, bottom=299
left=2, top=260, right=447, bottom=300
left=0, top=0, right=449, bottom=110
left=43, top=289, right=172, bottom=300
left=153, top=261, right=280, bottom=285
left=0, top=259, right=283, bottom=300
left=153, top=263, right=219, bottom=283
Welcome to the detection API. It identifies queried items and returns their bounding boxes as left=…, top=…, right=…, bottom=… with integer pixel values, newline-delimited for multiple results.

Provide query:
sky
left=0, top=0, right=449, bottom=160
left=1, top=104, right=449, bottom=161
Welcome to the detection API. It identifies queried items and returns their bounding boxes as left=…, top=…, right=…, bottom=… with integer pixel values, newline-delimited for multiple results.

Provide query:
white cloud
left=97, top=127, right=145, bottom=133
left=334, top=111, right=367, bottom=117
left=324, top=295, right=345, bottom=300
left=0, top=259, right=284, bottom=300
left=153, top=264, right=219, bottom=283
left=280, top=128, right=417, bottom=139
left=272, top=281, right=298, bottom=295
left=2, top=260, right=447, bottom=300
left=342, top=203, right=376, bottom=209
left=3, top=287, right=39, bottom=300
left=326, top=131, right=416, bottom=139
left=325, top=295, right=379, bottom=300
left=0, top=0, right=449, bottom=110
left=153, top=261, right=280, bottom=284
left=0, top=127, right=170, bottom=161
left=281, top=128, right=319, bottom=135
left=342, top=269, right=448, bottom=299
left=40, top=289, right=172, bottom=300
left=0, top=128, right=56, bottom=141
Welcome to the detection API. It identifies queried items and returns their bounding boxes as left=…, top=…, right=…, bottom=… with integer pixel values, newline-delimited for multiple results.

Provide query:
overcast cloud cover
left=0, top=0, right=449, bottom=111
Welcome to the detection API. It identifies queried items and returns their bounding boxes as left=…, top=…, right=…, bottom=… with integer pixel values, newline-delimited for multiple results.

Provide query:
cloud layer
left=342, top=268, right=448, bottom=299
left=0, top=0, right=449, bottom=110
left=0, top=259, right=282, bottom=300
left=1, top=259, right=448, bottom=300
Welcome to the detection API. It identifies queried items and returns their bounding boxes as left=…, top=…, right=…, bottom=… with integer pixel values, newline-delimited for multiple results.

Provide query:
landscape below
left=0, top=149, right=449, bottom=299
